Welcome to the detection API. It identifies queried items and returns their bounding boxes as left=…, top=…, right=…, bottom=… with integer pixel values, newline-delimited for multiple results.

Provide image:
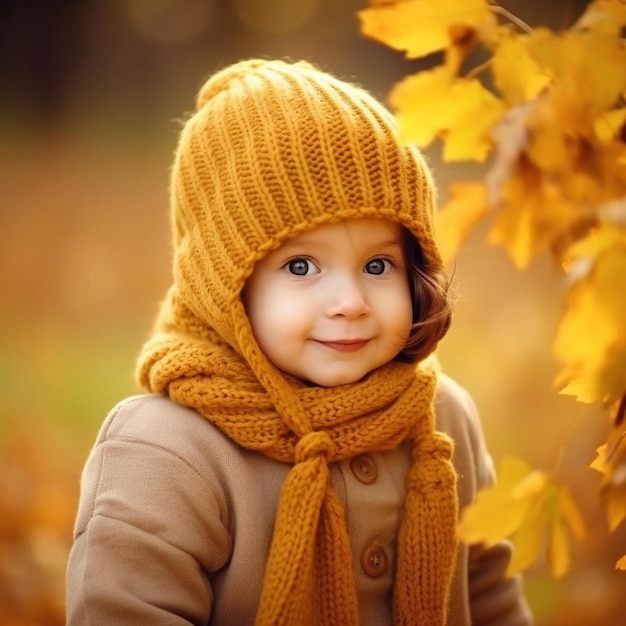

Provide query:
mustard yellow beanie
left=137, top=59, right=457, bottom=626
left=169, top=58, right=443, bottom=347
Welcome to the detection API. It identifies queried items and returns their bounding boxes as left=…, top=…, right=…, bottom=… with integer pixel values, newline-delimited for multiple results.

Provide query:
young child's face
left=243, top=218, right=413, bottom=387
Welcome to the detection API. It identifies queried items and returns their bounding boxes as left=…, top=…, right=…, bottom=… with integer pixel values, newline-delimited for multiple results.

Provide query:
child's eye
left=285, top=257, right=319, bottom=276
left=364, top=257, right=392, bottom=275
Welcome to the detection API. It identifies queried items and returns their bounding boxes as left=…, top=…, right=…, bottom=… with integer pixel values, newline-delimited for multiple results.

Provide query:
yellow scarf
left=137, top=296, right=458, bottom=625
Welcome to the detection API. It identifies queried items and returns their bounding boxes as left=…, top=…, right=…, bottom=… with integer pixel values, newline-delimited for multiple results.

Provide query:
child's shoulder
left=434, top=373, right=495, bottom=493
left=434, top=372, right=485, bottom=442
left=435, top=373, right=478, bottom=419
left=99, top=393, right=205, bottom=440
left=93, top=394, right=237, bottom=471
left=434, top=373, right=487, bottom=453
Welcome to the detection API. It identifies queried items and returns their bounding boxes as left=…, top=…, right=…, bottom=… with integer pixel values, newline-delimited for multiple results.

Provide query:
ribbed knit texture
left=136, top=59, right=458, bottom=625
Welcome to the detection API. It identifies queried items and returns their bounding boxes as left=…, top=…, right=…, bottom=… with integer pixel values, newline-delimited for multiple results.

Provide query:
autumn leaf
left=524, top=89, right=591, bottom=177
left=574, top=0, right=626, bottom=37
left=442, top=80, right=506, bottom=161
left=435, top=182, right=489, bottom=264
left=616, top=554, right=626, bottom=570
left=458, top=457, right=586, bottom=577
left=488, top=163, right=582, bottom=269
left=358, top=0, right=496, bottom=60
left=458, top=457, right=543, bottom=547
left=559, top=484, right=587, bottom=541
left=591, top=431, right=626, bottom=531
left=603, top=479, right=626, bottom=533
left=389, top=66, right=454, bottom=147
left=525, top=28, right=626, bottom=116
left=547, top=517, right=570, bottom=578
left=389, top=67, right=505, bottom=160
left=506, top=498, right=548, bottom=575
left=547, top=486, right=587, bottom=577
left=491, top=32, right=551, bottom=104
left=554, top=226, right=626, bottom=403
left=594, top=109, right=626, bottom=144
left=574, top=32, right=626, bottom=114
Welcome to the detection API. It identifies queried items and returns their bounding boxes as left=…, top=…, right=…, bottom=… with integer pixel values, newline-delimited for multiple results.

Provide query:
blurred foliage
left=359, top=0, right=626, bottom=596
left=0, top=422, right=75, bottom=626
left=0, top=322, right=142, bottom=626
left=1, top=0, right=625, bottom=624
left=458, top=456, right=586, bottom=577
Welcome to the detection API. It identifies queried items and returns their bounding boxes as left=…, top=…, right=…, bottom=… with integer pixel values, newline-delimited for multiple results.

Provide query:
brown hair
left=397, top=228, right=452, bottom=363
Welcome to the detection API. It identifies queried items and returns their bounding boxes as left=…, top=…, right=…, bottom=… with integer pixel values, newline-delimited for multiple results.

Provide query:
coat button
left=350, top=455, right=378, bottom=484
left=361, top=545, right=388, bottom=578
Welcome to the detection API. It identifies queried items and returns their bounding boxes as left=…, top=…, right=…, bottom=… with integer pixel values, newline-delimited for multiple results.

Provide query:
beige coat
left=66, top=374, right=532, bottom=625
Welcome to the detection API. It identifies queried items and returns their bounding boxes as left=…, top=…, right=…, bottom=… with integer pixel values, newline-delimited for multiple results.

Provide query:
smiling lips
left=315, top=339, right=370, bottom=352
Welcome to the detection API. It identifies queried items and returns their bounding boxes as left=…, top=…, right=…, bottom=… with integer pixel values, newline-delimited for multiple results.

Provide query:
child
left=66, top=59, right=532, bottom=625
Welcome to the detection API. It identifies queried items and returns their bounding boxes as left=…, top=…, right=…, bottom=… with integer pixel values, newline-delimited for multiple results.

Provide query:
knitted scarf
left=137, top=296, right=458, bottom=626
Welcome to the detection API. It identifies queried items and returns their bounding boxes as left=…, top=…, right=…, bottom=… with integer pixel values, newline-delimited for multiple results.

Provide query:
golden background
left=1, top=1, right=624, bottom=623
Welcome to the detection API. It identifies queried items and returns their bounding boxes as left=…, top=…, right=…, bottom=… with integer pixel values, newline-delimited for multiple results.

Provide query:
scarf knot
left=295, top=431, right=336, bottom=463
left=417, top=431, right=454, bottom=462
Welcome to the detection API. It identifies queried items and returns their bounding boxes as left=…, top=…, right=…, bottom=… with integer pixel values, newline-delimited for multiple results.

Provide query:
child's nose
left=325, top=275, right=370, bottom=320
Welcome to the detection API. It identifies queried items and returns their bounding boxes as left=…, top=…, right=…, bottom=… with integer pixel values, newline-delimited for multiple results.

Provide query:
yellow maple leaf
left=488, top=165, right=581, bottom=269
left=509, top=478, right=585, bottom=578
left=491, top=32, right=552, bottom=104
left=506, top=494, right=549, bottom=575
left=616, top=553, right=626, bottom=570
left=554, top=226, right=626, bottom=403
left=442, top=80, right=506, bottom=161
left=606, top=485, right=626, bottom=532
left=459, top=457, right=586, bottom=577
left=506, top=483, right=585, bottom=578
left=458, top=457, right=544, bottom=548
left=518, top=27, right=626, bottom=178
left=591, top=432, right=626, bottom=531
left=525, top=88, right=590, bottom=177
left=546, top=485, right=587, bottom=578
left=435, top=182, right=489, bottom=264
left=548, top=516, right=571, bottom=578
left=558, top=485, right=587, bottom=541
left=389, top=66, right=454, bottom=147
left=574, top=0, right=626, bottom=36
left=526, top=29, right=626, bottom=116
left=390, top=67, right=504, bottom=160
left=358, top=0, right=495, bottom=60
left=594, top=109, right=626, bottom=144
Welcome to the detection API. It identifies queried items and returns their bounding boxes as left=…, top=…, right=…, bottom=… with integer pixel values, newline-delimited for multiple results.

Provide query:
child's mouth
left=315, top=339, right=369, bottom=353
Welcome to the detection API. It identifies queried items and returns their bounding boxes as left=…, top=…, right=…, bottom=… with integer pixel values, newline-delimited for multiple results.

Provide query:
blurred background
left=2, top=0, right=624, bottom=624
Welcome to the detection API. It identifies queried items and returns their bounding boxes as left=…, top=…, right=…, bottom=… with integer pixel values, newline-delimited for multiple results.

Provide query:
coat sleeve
left=66, top=398, right=232, bottom=625
left=436, top=376, right=534, bottom=626
left=467, top=542, right=533, bottom=625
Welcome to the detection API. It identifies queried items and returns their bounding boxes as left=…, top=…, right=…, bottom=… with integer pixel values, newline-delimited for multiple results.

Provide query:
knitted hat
left=138, top=59, right=458, bottom=626
left=169, top=58, right=443, bottom=348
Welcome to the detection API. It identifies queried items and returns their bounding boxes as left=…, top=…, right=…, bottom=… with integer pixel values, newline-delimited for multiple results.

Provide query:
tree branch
left=489, top=4, right=533, bottom=33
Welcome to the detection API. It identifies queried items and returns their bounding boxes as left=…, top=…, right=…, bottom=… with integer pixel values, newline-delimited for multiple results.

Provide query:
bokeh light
left=234, top=0, right=321, bottom=36
left=128, top=0, right=216, bottom=44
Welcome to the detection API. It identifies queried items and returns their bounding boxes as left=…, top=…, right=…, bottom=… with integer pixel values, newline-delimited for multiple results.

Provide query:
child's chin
left=304, top=370, right=369, bottom=388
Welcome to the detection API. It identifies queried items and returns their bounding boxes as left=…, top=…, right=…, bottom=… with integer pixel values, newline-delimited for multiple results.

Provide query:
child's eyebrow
left=272, top=241, right=314, bottom=258
left=372, top=238, right=403, bottom=249
left=279, top=236, right=402, bottom=252
left=357, top=238, right=404, bottom=252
